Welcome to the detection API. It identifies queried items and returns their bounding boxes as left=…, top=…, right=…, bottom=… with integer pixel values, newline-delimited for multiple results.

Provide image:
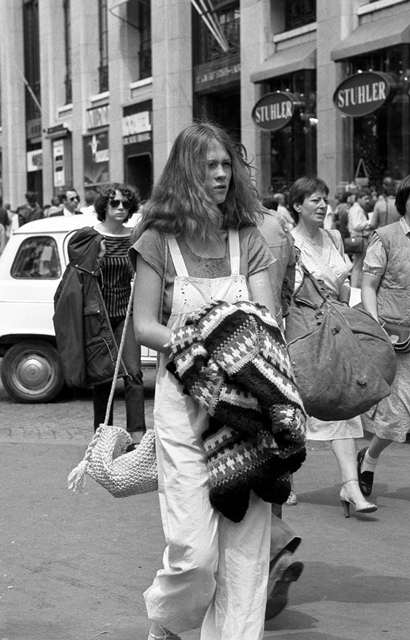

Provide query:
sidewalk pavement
left=1, top=435, right=409, bottom=640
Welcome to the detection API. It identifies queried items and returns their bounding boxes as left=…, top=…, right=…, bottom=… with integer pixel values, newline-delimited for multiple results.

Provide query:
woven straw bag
left=84, top=426, right=157, bottom=497
left=67, top=278, right=158, bottom=497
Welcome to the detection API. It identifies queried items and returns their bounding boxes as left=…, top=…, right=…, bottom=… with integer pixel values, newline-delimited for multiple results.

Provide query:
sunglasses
left=69, top=195, right=79, bottom=202
left=109, top=198, right=131, bottom=209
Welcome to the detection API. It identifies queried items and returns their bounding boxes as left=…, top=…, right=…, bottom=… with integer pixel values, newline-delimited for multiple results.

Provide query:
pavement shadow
left=265, top=608, right=318, bottom=632
left=264, top=628, right=348, bottom=640
left=293, top=560, right=410, bottom=605
left=382, top=485, right=410, bottom=501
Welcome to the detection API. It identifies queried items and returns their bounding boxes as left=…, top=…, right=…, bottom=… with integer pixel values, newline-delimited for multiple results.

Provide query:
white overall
left=144, top=230, right=271, bottom=639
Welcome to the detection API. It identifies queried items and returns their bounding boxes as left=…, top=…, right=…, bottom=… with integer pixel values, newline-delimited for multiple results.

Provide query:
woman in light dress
left=288, top=176, right=377, bottom=518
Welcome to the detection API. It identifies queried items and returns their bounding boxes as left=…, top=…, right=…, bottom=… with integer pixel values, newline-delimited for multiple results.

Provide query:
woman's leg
left=367, top=435, right=393, bottom=460
left=331, top=438, right=375, bottom=507
left=358, top=435, right=393, bottom=494
left=201, top=493, right=271, bottom=640
left=144, top=367, right=219, bottom=635
left=92, top=381, right=113, bottom=430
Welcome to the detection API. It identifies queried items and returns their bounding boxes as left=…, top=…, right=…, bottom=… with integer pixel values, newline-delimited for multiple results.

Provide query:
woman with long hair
left=288, top=176, right=377, bottom=517
left=130, top=123, right=300, bottom=640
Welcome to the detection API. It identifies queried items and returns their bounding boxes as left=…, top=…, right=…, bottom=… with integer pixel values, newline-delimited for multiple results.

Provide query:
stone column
left=316, top=0, right=355, bottom=191
left=240, top=0, right=273, bottom=195
left=39, top=0, right=66, bottom=204
left=0, top=0, right=26, bottom=209
left=70, top=0, right=100, bottom=197
left=151, top=0, right=192, bottom=180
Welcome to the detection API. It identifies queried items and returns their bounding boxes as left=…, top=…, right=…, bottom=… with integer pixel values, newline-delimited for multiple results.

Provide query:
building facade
left=0, top=0, right=409, bottom=208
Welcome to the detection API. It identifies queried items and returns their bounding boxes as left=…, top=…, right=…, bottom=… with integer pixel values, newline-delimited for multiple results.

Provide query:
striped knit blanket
left=167, top=300, right=306, bottom=522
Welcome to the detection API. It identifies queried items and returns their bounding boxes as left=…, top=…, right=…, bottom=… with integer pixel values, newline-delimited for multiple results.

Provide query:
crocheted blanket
left=167, top=300, right=306, bottom=522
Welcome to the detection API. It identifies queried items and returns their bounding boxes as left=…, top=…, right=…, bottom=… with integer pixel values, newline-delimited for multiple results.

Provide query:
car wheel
left=1, top=341, right=64, bottom=403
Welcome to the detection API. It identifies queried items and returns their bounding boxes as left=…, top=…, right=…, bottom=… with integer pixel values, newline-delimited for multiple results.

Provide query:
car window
left=11, top=236, right=61, bottom=279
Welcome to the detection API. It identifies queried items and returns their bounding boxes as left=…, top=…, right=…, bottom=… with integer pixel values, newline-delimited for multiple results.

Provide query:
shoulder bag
left=66, top=240, right=169, bottom=497
left=285, top=265, right=396, bottom=421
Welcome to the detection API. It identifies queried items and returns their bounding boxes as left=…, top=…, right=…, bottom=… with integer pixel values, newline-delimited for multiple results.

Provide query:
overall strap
left=167, top=236, right=189, bottom=277
left=228, top=229, right=240, bottom=275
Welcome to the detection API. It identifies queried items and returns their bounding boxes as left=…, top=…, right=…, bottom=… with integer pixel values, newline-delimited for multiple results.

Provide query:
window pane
left=11, top=237, right=61, bottom=279
left=285, top=0, right=316, bottom=31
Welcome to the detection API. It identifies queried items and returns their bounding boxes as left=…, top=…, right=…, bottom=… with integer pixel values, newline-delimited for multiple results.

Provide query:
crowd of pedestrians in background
left=0, top=188, right=99, bottom=256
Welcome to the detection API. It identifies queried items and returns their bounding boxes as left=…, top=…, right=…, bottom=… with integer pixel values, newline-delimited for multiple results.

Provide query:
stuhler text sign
left=252, top=92, right=298, bottom=131
left=333, top=71, right=394, bottom=117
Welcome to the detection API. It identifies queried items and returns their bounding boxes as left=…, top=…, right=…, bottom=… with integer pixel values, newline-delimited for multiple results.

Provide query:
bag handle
left=295, top=261, right=328, bottom=305
left=102, top=277, right=136, bottom=426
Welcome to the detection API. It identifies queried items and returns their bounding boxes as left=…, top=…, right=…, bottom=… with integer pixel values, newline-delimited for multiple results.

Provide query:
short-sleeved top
left=363, top=216, right=410, bottom=277
left=98, top=233, right=133, bottom=318
left=130, top=226, right=273, bottom=322
left=292, top=227, right=350, bottom=296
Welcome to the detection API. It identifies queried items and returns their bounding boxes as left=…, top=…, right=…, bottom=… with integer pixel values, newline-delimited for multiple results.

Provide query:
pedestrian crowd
left=0, top=188, right=99, bottom=258
left=6, top=120, right=408, bottom=640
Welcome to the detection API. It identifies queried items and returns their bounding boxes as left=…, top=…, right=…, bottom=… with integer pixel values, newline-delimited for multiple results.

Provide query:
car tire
left=1, top=340, right=64, bottom=403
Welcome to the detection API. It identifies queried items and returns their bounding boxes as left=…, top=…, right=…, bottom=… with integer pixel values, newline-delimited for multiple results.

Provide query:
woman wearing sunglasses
left=90, top=183, right=146, bottom=438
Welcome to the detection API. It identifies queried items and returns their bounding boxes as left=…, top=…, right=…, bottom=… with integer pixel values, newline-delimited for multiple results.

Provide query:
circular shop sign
left=333, top=71, right=393, bottom=117
left=252, top=92, right=298, bottom=131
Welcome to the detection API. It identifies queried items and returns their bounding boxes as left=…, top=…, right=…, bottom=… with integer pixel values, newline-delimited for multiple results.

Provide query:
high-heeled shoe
left=339, top=479, right=377, bottom=518
left=357, top=447, right=374, bottom=497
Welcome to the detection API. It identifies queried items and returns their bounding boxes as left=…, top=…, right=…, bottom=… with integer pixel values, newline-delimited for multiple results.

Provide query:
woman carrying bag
left=130, top=123, right=303, bottom=640
left=287, top=176, right=377, bottom=517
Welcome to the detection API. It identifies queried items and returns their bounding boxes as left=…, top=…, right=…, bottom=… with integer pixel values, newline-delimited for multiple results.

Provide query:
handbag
left=382, top=321, right=410, bottom=353
left=285, top=266, right=396, bottom=421
left=343, top=235, right=365, bottom=254
left=67, top=276, right=158, bottom=497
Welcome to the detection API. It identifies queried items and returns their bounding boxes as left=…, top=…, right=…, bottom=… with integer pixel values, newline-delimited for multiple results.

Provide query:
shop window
left=285, top=0, right=316, bottom=30
left=23, top=0, right=41, bottom=121
left=138, top=1, right=151, bottom=79
left=98, top=0, right=109, bottom=92
left=194, top=89, right=241, bottom=141
left=124, top=0, right=151, bottom=80
left=344, top=45, right=410, bottom=185
left=193, top=1, right=240, bottom=65
left=63, top=0, right=72, bottom=104
left=11, top=237, right=61, bottom=279
left=266, top=70, right=317, bottom=191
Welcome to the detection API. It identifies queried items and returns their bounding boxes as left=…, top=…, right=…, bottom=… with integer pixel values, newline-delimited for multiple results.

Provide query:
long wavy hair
left=137, top=122, right=261, bottom=239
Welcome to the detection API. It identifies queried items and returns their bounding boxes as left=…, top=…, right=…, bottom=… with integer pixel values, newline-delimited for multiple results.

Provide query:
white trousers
left=144, top=367, right=271, bottom=640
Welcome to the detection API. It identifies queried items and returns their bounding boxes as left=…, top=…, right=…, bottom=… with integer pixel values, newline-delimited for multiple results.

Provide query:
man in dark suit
left=50, top=189, right=81, bottom=216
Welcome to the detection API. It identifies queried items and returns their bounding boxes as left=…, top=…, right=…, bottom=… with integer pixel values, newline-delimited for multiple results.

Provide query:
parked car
left=0, top=214, right=156, bottom=403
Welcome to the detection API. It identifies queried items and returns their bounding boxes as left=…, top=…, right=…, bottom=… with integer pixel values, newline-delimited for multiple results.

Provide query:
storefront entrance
left=126, top=153, right=152, bottom=202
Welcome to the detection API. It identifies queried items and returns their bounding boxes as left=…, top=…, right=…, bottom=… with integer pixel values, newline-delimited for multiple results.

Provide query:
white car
left=0, top=214, right=156, bottom=403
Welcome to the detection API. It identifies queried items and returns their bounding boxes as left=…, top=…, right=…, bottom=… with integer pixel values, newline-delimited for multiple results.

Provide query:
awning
left=331, top=13, right=410, bottom=61
left=250, top=42, right=316, bottom=84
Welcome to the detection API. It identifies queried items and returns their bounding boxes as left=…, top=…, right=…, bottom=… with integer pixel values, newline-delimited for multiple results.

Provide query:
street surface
left=1, top=362, right=410, bottom=640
